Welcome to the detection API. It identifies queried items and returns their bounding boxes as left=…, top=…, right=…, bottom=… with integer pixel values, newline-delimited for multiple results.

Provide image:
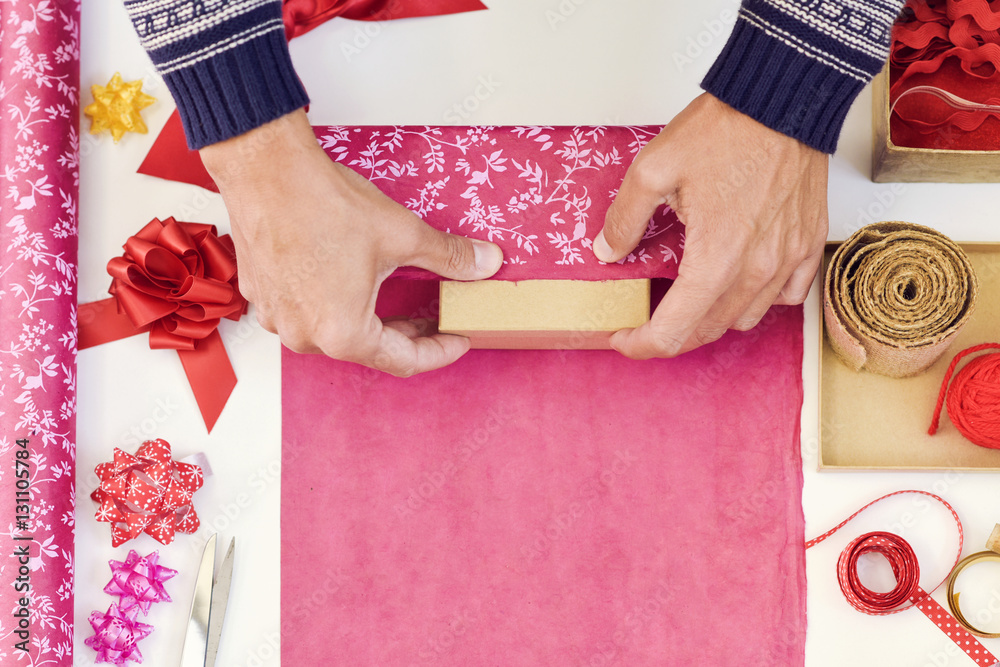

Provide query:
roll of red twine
left=929, top=343, right=1000, bottom=449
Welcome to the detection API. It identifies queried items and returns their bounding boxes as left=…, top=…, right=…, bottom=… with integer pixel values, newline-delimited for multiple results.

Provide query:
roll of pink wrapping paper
left=0, top=1, right=80, bottom=664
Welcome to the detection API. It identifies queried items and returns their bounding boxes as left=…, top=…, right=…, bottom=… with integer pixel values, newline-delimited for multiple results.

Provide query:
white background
left=77, top=1, right=1000, bottom=665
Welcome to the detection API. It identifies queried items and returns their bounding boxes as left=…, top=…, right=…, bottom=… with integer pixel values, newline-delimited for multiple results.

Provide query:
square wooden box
left=871, top=68, right=1000, bottom=183
left=819, top=242, right=1000, bottom=471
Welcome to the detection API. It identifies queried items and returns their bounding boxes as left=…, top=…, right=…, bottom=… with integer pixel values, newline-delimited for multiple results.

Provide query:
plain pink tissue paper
left=281, top=304, right=806, bottom=665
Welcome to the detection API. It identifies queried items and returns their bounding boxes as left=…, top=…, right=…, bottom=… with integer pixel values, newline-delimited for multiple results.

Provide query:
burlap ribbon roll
left=824, top=221, right=978, bottom=378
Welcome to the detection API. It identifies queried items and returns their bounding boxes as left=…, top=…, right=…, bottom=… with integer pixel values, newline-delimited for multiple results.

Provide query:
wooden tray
left=819, top=242, right=1000, bottom=470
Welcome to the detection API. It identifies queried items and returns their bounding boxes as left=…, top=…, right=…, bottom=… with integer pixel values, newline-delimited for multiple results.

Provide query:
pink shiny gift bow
left=78, top=218, right=247, bottom=432
left=0, top=1, right=80, bottom=665
left=806, top=490, right=1000, bottom=666
left=140, top=125, right=685, bottom=282
left=85, top=605, right=153, bottom=666
left=104, top=550, right=177, bottom=616
left=85, top=551, right=176, bottom=665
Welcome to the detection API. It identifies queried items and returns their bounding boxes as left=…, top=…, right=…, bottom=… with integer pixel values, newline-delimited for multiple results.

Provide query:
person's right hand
left=200, top=109, right=504, bottom=377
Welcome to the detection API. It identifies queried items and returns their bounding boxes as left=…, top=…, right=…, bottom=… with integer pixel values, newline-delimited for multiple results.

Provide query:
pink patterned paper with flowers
left=0, top=1, right=80, bottom=665
left=314, top=125, right=685, bottom=280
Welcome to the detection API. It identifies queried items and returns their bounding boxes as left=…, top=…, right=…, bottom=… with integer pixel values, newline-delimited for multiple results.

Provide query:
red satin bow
left=79, top=218, right=247, bottom=432
left=283, top=0, right=487, bottom=39
left=139, top=0, right=488, bottom=189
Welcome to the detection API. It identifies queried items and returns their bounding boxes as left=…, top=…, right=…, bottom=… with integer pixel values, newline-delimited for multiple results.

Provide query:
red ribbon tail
left=138, top=110, right=219, bottom=192
left=286, top=0, right=488, bottom=38
left=79, top=298, right=146, bottom=349
left=355, top=0, right=487, bottom=21
left=914, top=593, right=1000, bottom=666
left=176, top=329, right=236, bottom=433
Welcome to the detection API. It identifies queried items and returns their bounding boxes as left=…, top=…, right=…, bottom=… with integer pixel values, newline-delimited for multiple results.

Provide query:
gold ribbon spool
left=824, top=221, right=978, bottom=378
left=947, top=524, right=1000, bottom=638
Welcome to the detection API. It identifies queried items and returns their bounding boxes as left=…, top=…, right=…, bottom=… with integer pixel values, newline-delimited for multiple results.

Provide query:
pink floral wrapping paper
left=0, top=1, right=80, bottom=664
left=314, top=125, right=686, bottom=281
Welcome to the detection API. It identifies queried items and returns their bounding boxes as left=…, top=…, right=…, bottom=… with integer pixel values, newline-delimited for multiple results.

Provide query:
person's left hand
left=592, top=92, right=829, bottom=359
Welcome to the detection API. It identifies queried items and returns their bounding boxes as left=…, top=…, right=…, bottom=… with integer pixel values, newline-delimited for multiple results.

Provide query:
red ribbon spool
left=806, top=490, right=1000, bottom=666
left=837, top=531, right=922, bottom=614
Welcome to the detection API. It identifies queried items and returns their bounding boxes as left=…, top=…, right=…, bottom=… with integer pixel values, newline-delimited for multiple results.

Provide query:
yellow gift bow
left=84, top=73, right=156, bottom=143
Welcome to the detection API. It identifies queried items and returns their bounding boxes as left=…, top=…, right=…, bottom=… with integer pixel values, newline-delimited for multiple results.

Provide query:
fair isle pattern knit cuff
left=703, top=0, right=905, bottom=153
left=123, top=0, right=309, bottom=149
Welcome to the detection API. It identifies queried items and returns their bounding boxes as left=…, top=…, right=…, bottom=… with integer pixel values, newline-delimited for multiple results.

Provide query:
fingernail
left=593, top=231, right=614, bottom=262
left=473, top=241, right=503, bottom=275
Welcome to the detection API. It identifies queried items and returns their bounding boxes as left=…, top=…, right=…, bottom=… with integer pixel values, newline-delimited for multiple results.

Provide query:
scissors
left=180, top=534, right=235, bottom=667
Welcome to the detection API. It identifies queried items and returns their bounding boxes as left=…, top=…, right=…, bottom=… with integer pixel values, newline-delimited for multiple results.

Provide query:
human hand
left=593, top=92, right=829, bottom=358
left=200, top=109, right=504, bottom=376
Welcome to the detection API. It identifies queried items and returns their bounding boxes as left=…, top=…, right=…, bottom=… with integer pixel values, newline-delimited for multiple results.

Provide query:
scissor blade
left=205, top=538, right=235, bottom=667
left=180, top=534, right=217, bottom=667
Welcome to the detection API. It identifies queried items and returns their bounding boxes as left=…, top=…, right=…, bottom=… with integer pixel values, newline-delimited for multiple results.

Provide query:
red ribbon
left=806, top=490, right=1000, bottom=666
left=79, top=217, right=247, bottom=432
left=138, top=0, right=487, bottom=189
left=890, top=0, right=1000, bottom=150
left=282, top=0, right=487, bottom=39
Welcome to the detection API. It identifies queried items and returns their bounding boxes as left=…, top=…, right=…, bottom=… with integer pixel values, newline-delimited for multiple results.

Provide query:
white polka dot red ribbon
left=806, top=490, right=999, bottom=666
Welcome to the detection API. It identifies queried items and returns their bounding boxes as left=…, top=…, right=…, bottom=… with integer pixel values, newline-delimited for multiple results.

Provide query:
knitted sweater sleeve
left=123, top=0, right=309, bottom=150
left=702, top=0, right=906, bottom=153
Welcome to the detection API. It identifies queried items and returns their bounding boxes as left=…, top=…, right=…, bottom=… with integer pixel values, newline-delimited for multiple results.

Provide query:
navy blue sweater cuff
left=702, top=15, right=876, bottom=154
left=161, top=28, right=310, bottom=150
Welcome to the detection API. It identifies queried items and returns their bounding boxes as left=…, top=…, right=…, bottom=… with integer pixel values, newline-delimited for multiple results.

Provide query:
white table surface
left=77, top=1, right=1000, bottom=665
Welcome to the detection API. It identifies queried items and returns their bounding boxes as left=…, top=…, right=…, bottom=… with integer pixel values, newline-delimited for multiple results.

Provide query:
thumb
left=407, top=225, right=504, bottom=281
left=594, top=163, right=672, bottom=263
